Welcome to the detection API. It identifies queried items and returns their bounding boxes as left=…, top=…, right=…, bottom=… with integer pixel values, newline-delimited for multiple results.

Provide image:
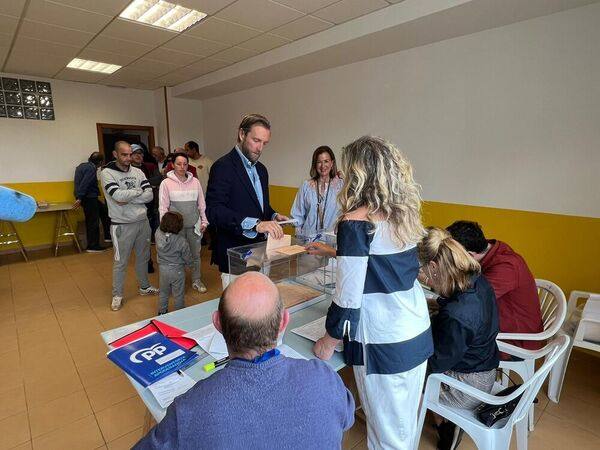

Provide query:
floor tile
left=24, top=367, right=84, bottom=408
left=343, top=419, right=367, bottom=449
left=95, top=396, right=146, bottom=443
left=76, top=357, right=122, bottom=389
left=0, top=385, right=27, bottom=421
left=529, top=411, right=600, bottom=450
left=106, top=427, right=143, bottom=450
left=11, top=441, right=32, bottom=449
left=32, top=415, right=104, bottom=450
left=545, top=392, right=600, bottom=437
left=86, top=374, right=137, bottom=413
left=0, top=412, right=30, bottom=449
left=28, top=390, right=93, bottom=438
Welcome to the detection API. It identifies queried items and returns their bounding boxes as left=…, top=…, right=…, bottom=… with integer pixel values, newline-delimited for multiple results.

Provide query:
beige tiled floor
left=0, top=247, right=599, bottom=449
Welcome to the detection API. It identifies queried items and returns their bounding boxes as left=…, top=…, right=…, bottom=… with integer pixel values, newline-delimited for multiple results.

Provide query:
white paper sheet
left=184, top=325, right=228, bottom=359
left=148, top=371, right=196, bottom=409
left=291, top=316, right=343, bottom=352
left=277, top=344, right=307, bottom=360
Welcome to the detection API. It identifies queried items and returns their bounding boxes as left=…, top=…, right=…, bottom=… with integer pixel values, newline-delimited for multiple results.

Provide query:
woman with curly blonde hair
left=314, top=136, right=433, bottom=449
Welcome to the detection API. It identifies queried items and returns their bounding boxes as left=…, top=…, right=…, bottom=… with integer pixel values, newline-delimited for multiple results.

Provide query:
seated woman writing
left=418, top=227, right=500, bottom=450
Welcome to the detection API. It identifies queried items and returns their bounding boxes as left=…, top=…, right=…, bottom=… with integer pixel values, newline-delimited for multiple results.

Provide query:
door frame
left=96, top=123, right=156, bottom=156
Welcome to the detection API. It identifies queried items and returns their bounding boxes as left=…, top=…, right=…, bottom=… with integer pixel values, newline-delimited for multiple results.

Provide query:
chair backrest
left=509, top=334, right=570, bottom=425
left=536, top=279, right=567, bottom=337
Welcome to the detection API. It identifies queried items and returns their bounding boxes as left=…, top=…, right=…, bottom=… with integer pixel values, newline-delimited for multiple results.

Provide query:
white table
left=100, top=294, right=344, bottom=424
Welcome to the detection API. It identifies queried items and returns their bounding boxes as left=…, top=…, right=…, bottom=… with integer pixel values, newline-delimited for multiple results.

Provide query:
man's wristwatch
left=253, top=220, right=261, bottom=231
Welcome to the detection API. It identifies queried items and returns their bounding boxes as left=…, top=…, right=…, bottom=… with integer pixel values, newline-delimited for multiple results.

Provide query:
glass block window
left=0, top=78, right=55, bottom=120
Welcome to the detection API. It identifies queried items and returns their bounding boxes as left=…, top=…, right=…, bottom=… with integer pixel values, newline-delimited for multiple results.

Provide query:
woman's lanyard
left=316, top=178, right=331, bottom=232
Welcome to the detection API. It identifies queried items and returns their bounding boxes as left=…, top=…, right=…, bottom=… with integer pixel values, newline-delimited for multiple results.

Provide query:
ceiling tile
left=127, top=58, right=181, bottom=77
left=136, top=80, right=165, bottom=90
left=25, top=0, right=113, bottom=33
left=12, top=35, right=80, bottom=57
left=4, top=50, right=72, bottom=77
left=143, top=71, right=197, bottom=88
left=185, top=17, right=260, bottom=46
left=184, top=57, right=229, bottom=77
left=144, top=47, right=202, bottom=66
left=312, top=0, right=388, bottom=24
left=216, top=0, right=303, bottom=32
left=0, top=32, right=13, bottom=48
left=271, top=15, right=332, bottom=40
left=0, top=0, right=26, bottom=17
left=54, top=67, right=109, bottom=83
left=238, top=33, right=290, bottom=53
left=273, top=0, right=338, bottom=14
left=87, top=35, right=153, bottom=58
left=50, top=0, right=131, bottom=16
left=0, top=14, right=19, bottom=36
left=175, top=0, right=238, bottom=16
left=162, top=34, right=228, bottom=56
left=103, top=66, right=155, bottom=83
left=211, top=46, right=257, bottom=64
left=19, top=20, right=95, bottom=47
left=102, top=79, right=141, bottom=88
left=78, top=48, right=137, bottom=66
left=0, top=46, right=9, bottom=65
left=102, top=18, right=177, bottom=46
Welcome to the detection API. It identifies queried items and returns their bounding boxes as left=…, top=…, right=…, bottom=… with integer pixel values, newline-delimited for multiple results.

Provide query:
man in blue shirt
left=73, top=152, right=110, bottom=252
left=206, top=114, right=289, bottom=282
left=134, top=272, right=355, bottom=450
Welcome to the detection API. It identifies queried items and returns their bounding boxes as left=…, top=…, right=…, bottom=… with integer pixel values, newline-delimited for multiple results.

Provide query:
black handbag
left=475, top=383, right=522, bottom=427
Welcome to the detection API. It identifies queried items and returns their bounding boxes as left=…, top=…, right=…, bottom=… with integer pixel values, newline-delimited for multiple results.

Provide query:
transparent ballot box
left=227, top=236, right=335, bottom=312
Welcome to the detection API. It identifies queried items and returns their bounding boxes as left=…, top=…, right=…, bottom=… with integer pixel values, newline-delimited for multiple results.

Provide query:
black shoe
left=148, top=260, right=155, bottom=273
left=436, top=421, right=462, bottom=450
left=158, top=310, right=168, bottom=315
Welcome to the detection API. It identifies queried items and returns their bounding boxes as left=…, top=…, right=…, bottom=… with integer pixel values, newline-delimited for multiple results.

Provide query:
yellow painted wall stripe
left=3, top=182, right=598, bottom=298
left=269, top=184, right=600, bottom=297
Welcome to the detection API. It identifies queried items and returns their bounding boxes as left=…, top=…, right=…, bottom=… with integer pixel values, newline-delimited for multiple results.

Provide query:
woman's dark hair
left=172, top=152, right=189, bottom=163
left=88, top=152, right=104, bottom=166
left=446, top=221, right=488, bottom=253
left=160, top=211, right=184, bottom=234
left=309, top=146, right=337, bottom=180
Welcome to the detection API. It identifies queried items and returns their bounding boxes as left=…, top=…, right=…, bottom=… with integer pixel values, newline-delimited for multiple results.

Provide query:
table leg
left=9, top=222, right=28, bottom=262
left=62, top=211, right=82, bottom=253
left=54, top=211, right=62, bottom=257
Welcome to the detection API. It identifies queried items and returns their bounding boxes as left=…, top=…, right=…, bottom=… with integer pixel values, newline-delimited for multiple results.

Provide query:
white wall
left=0, top=77, right=157, bottom=183
left=201, top=3, right=600, bottom=219
left=0, top=76, right=205, bottom=183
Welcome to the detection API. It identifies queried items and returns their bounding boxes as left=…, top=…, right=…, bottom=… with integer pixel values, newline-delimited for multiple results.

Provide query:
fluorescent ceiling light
left=120, top=0, right=207, bottom=32
left=66, top=58, right=122, bottom=74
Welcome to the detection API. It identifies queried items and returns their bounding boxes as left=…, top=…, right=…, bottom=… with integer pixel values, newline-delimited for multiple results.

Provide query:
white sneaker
left=192, top=280, right=207, bottom=293
left=139, top=285, right=159, bottom=296
left=111, top=296, right=123, bottom=311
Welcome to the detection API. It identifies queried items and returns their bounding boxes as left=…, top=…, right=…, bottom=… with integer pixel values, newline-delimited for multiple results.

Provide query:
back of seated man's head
left=215, top=272, right=286, bottom=357
left=446, top=220, right=488, bottom=254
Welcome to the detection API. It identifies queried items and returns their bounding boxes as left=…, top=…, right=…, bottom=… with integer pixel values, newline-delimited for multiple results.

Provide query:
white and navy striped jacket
left=101, top=161, right=153, bottom=224
left=326, top=220, right=433, bottom=375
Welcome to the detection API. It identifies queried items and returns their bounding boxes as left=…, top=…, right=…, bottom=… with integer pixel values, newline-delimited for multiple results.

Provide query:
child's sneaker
left=139, top=286, right=159, bottom=296
left=192, top=280, right=207, bottom=293
left=111, top=296, right=123, bottom=311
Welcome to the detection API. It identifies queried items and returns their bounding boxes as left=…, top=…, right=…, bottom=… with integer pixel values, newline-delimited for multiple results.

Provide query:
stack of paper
left=291, top=316, right=343, bottom=352
left=184, top=324, right=228, bottom=359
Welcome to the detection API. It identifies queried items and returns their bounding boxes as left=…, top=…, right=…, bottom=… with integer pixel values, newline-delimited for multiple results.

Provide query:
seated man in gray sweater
left=134, top=272, right=355, bottom=450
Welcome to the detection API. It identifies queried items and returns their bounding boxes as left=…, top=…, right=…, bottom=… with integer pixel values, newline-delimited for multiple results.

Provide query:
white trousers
left=354, top=361, right=427, bottom=450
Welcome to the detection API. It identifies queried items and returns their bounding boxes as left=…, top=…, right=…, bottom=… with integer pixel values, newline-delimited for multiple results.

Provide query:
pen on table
left=203, top=356, right=230, bottom=372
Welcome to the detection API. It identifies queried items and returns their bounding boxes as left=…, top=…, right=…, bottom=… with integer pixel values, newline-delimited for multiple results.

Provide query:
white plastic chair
left=547, top=290, right=600, bottom=403
left=415, top=335, right=570, bottom=450
left=497, top=279, right=567, bottom=430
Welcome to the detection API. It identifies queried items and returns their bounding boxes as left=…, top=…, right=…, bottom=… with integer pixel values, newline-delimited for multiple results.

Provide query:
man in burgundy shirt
left=447, top=221, right=544, bottom=351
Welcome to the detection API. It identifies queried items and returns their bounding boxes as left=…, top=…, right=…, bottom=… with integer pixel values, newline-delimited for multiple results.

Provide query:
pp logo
left=130, top=343, right=167, bottom=363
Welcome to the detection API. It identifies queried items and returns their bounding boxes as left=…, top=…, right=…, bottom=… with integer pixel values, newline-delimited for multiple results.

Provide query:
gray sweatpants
left=158, top=265, right=185, bottom=313
left=182, top=227, right=202, bottom=282
left=110, top=219, right=151, bottom=297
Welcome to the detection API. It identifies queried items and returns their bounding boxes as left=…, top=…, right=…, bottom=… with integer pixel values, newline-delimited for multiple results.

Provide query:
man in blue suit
left=206, top=114, right=289, bottom=285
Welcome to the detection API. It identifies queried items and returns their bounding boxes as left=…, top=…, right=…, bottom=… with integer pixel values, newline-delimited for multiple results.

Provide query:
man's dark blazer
left=206, top=148, right=276, bottom=273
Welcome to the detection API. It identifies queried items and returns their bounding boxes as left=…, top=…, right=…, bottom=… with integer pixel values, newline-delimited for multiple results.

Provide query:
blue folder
left=107, top=332, right=199, bottom=387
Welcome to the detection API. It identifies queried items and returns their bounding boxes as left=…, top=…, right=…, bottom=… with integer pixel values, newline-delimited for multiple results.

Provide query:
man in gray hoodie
left=101, top=141, right=159, bottom=311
